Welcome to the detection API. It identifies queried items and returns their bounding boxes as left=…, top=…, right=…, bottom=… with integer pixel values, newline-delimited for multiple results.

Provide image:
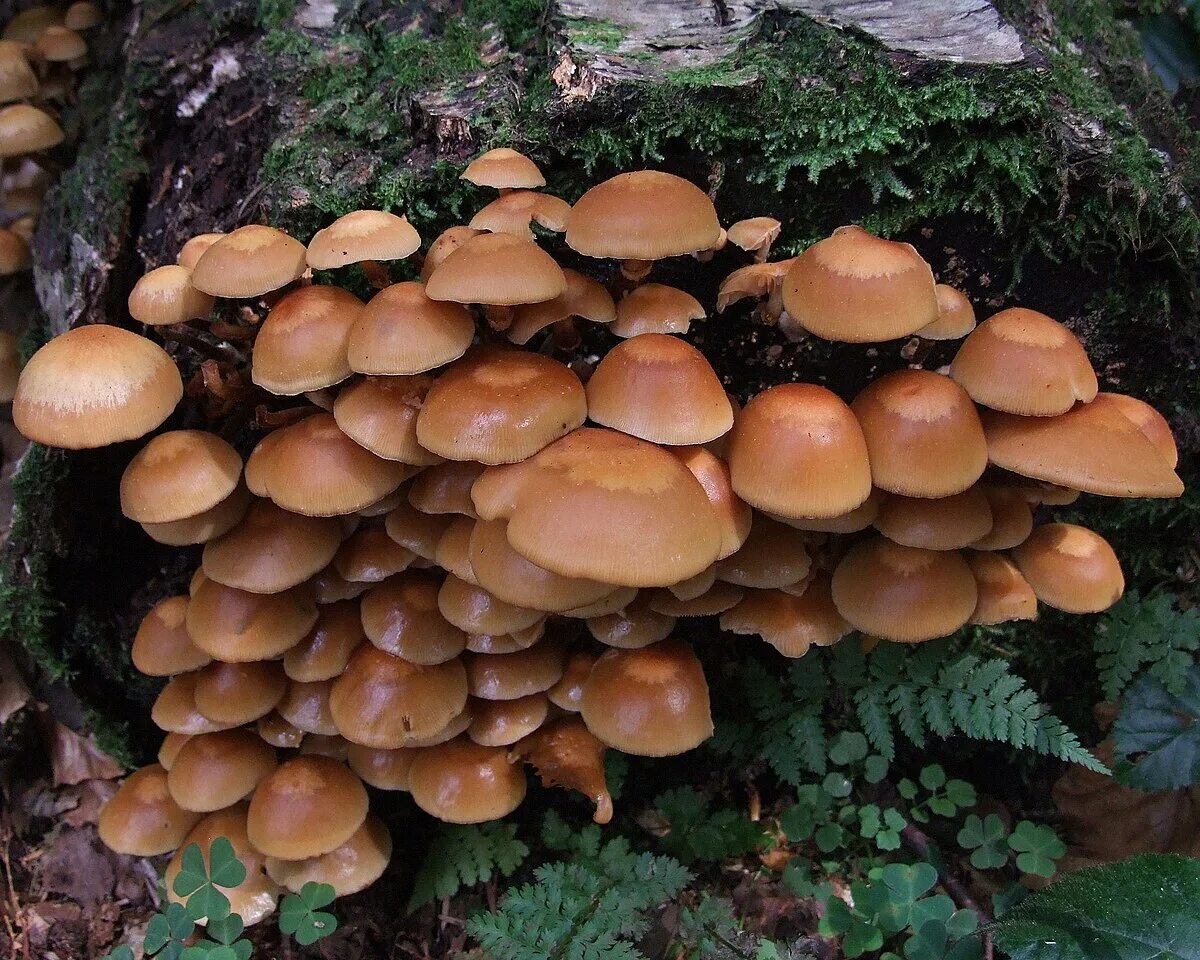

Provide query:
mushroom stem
left=755, top=242, right=772, bottom=263
left=484, top=304, right=514, bottom=332
left=550, top=317, right=581, bottom=353
left=765, top=282, right=785, bottom=322
left=159, top=324, right=242, bottom=364
left=620, top=259, right=652, bottom=283
left=360, top=259, right=391, bottom=289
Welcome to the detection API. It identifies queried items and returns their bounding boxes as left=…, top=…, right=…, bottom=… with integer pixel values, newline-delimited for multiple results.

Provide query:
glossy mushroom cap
left=193, top=660, right=288, bottom=725
left=410, top=460, right=483, bottom=517
left=508, top=268, right=616, bottom=345
left=348, top=281, right=475, bottom=376
left=360, top=573, right=466, bottom=664
left=968, top=553, right=1038, bottom=625
left=727, top=217, right=782, bottom=260
left=587, top=593, right=676, bottom=648
left=1091, top=392, right=1178, bottom=469
left=435, top=516, right=479, bottom=582
left=548, top=652, right=597, bottom=712
left=177, top=232, right=225, bottom=269
left=648, top=580, right=745, bottom=617
left=34, top=26, right=86, bottom=61
left=99, top=764, right=201, bottom=856
left=716, top=259, right=796, bottom=312
left=252, top=285, right=364, bottom=395
left=141, top=484, right=251, bottom=546
left=0, top=104, right=64, bottom=156
left=276, top=679, right=338, bottom=735
left=120, top=430, right=242, bottom=524
left=13, top=325, right=182, bottom=449
left=347, top=744, right=416, bottom=790
left=152, top=673, right=238, bottom=735
left=586, top=334, right=733, bottom=445
left=127, top=265, right=216, bottom=326
left=0, top=42, right=38, bottom=103
left=1011, top=523, right=1124, bottom=614
left=333, top=375, right=441, bottom=464
left=426, top=232, right=565, bottom=306
left=247, top=756, right=369, bottom=860
left=469, top=190, right=571, bottom=242
left=970, top=487, right=1033, bottom=550
left=466, top=639, right=566, bottom=700
left=782, top=225, right=937, bottom=342
left=610, top=283, right=706, bottom=338
left=469, top=694, right=550, bottom=746
left=191, top=225, right=308, bottom=298
left=729, top=383, right=872, bottom=519
left=334, top=527, right=415, bottom=583
left=566, top=171, right=721, bottom=261
left=831, top=538, right=977, bottom=642
left=720, top=577, right=848, bottom=658
left=266, top=814, right=391, bottom=897
left=306, top=210, right=420, bottom=269
left=873, top=489, right=993, bottom=550
left=408, top=737, right=527, bottom=823
left=202, top=500, right=341, bottom=593
left=950, top=308, right=1097, bottom=416
left=669, top=446, right=752, bottom=559
left=421, top=226, right=482, bottom=280
left=186, top=577, right=318, bottom=662
left=438, top=574, right=544, bottom=636
left=852, top=370, right=987, bottom=498
left=461, top=147, right=545, bottom=189
left=917, top=284, right=977, bottom=340
left=283, top=601, right=364, bottom=682
left=131, top=596, right=212, bottom=676
left=715, top=514, right=811, bottom=589
left=167, top=729, right=278, bottom=812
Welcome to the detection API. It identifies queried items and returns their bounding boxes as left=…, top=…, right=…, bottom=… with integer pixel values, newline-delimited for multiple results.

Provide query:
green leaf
left=905, top=920, right=948, bottom=960
left=655, top=787, right=768, bottom=865
left=919, top=765, right=946, bottom=790
left=1007, top=823, right=1066, bottom=879
left=279, top=888, right=339, bottom=946
left=298, top=881, right=335, bottom=910
left=898, top=778, right=918, bottom=800
left=957, top=814, right=1009, bottom=870
left=988, top=854, right=1200, bottom=960
left=830, top=731, right=869, bottom=765
left=882, top=863, right=938, bottom=904
left=822, top=772, right=853, bottom=798
left=815, top=822, right=844, bottom=853
left=407, top=822, right=530, bottom=911
left=843, top=918, right=885, bottom=958
left=172, top=844, right=208, bottom=898
left=103, top=948, right=135, bottom=960
left=1113, top=664, right=1200, bottom=790
left=206, top=838, right=246, bottom=890
left=864, top=755, right=889, bottom=783
left=780, top=803, right=817, bottom=841
left=782, top=858, right=816, bottom=897
left=1095, top=591, right=1200, bottom=699
left=144, top=914, right=171, bottom=953
left=205, top=913, right=244, bottom=946
left=944, top=780, right=976, bottom=809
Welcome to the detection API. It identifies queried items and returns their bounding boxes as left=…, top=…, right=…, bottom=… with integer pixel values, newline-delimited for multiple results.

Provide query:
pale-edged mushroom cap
left=177, top=232, right=225, bottom=269
left=400, top=707, right=474, bottom=748
left=949, top=307, right=1097, bottom=416
left=409, top=460, right=483, bottom=516
left=299, top=733, right=351, bottom=760
left=99, top=764, right=201, bottom=856
left=203, top=499, right=341, bottom=593
left=35, top=25, right=86, bottom=62
left=0, top=330, right=19, bottom=402
left=782, top=225, right=938, bottom=342
left=435, top=515, right=479, bottom=583
left=266, top=814, right=391, bottom=898
left=587, top=593, right=675, bottom=648
left=417, top=347, right=586, bottom=464
left=580, top=639, right=712, bottom=756
left=409, top=736, right=526, bottom=823
left=152, top=673, right=239, bottom=735
left=470, top=459, right=536, bottom=521
left=348, top=280, right=475, bottom=376
left=158, top=732, right=190, bottom=771
left=508, top=268, right=615, bottom=345
left=120, top=430, right=241, bottom=524
left=0, top=104, right=64, bottom=157
left=283, top=601, right=363, bottom=682
left=0, top=227, right=30, bottom=275
left=648, top=580, right=745, bottom=617
left=469, top=190, right=571, bottom=242
left=191, top=225, right=308, bottom=298
left=333, top=526, right=414, bottom=583
left=666, top=564, right=716, bottom=602
left=425, top=232, right=566, bottom=306
left=1011, top=523, right=1124, bottom=614
left=852, top=370, right=987, bottom=498
left=277, top=679, right=338, bottom=736
left=360, top=572, right=466, bottom=664
left=466, top=622, right=546, bottom=653
left=186, top=577, right=317, bottom=662
left=252, top=285, right=364, bottom=395
left=669, top=445, right=752, bottom=559
left=167, top=729, right=278, bottom=812
left=917, top=284, right=976, bottom=340
left=347, top=744, right=416, bottom=790
left=13, top=325, right=182, bottom=449
left=2, top=7, right=64, bottom=45
left=466, top=638, right=566, bottom=700
left=193, top=660, right=288, bottom=725
left=257, top=711, right=304, bottom=749
left=131, top=595, right=212, bottom=676
left=333, top=374, right=441, bottom=464
left=720, top=577, right=848, bottom=658
left=385, top=499, right=453, bottom=560
left=64, top=2, right=104, bottom=30
left=586, top=334, right=733, bottom=445
left=141, top=483, right=251, bottom=546
left=247, top=756, right=369, bottom=860
left=610, top=283, right=705, bottom=338
left=727, top=217, right=782, bottom=260
left=359, top=487, right=408, bottom=518
left=715, top=514, right=811, bottom=589
left=421, top=226, right=481, bottom=281
left=330, top=645, right=468, bottom=745
left=469, top=693, right=550, bottom=746
left=716, top=259, right=796, bottom=312
left=968, top=552, right=1038, bottom=625
left=873, top=489, right=993, bottom=551
left=438, top=574, right=544, bottom=635
left=831, top=537, right=977, bottom=643
left=1090, top=392, right=1178, bottom=469
left=982, top=401, right=1183, bottom=498
left=128, top=265, right=216, bottom=326
left=768, top=488, right=883, bottom=534
left=510, top=716, right=613, bottom=824
left=306, top=210, right=421, bottom=269
left=462, top=147, right=545, bottom=189
left=547, top=652, right=597, bottom=713
left=970, top=487, right=1033, bottom=550
left=0, top=41, right=38, bottom=103
left=566, top=171, right=721, bottom=261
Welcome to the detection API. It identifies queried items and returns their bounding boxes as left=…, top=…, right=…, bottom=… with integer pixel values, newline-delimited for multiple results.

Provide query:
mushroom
left=469, top=190, right=571, bottom=242
left=158, top=732, right=190, bottom=771
left=131, top=596, right=212, bottom=676
left=333, top=374, right=442, bottom=465
left=967, top=553, right=1038, bottom=625
left=202, top=499, right=342, bottom=593
left=119, top=429, right=242, bottom=525
left=3, top=8, right=64, bottom=45
left=0, top=104, right=63, bottom=157
left=714, top=514, right=811, bottom=589
left=1011, top=523, right=1124, bottom=614
left=727, top=217, right=782, bottom=262
left=767, top=490, right=883, bottom=534
left=193, top=660, right=288, bottom=725
left=510, top=716, right=614, bottom=824
left=610, top=283, right=705, bottom=337
left=64, top=2, right=104, bottom=30
left=34, top=26, right=86, bottom=63
left=385, top=500, right=454, bottom=560
left=665, top=565, right=716, bottom=602
left=177, top=232, right=225, bottom=269
left=306, top=209, right=420, bottom=288
left=916, top=284, right=976, bottom=340
left=669, top=446, right=753, bottom=559
left=648, top=581, right=745, bottom=618
left=468, top=694, right=551, bottom=746
left=247, top=756, right=369, bottom=860
left=587, top=593, right=675, bottom=648
left=346, top=744, right=416, bottom=790
left=434, top=515, right=479, bottom=583
left=140, top=484, right=251, bottom=546
left=547, top=652, right=597, bottom=713
left=507, top=267, right=616, bottom=346
left=420, top=226, right=482, bottom=280
left=257, top=711, right=304, bottom=749
left=98, top=765, right=201, bottom=856
left=461, top=147, right=546, bottom=192
left=873, top=489, right=994, bottom=550
left=334, top=527, right=415, bottom=583
left=715, top=259, right=798, bottom=322
left=359, top=572, right=467, bottom=664
left=437, top=574, right=544, bottom=636
left=720, top=577, right=849, bottom=658
left=127, top=265, right=216, bottom=326
left=190, top=225, right=308, bottom=298
left=970, top=487, right=1033, bottom=550
left=465, top=639, right=566, bottom=700
left=1091, top=392, right=1178, bottom=468
left=251, top=285, right=364, bottom=395
left=347, top=281, right=475, bottom=376
left=0, top=227, right=30, bottom=275
left=466, top=623, right=546, bottom=653
left=185, top=577, right=318, bottom=662
left=265, top=815, right=391, bottom=897
left=408, top=737, right=527, bottom=823
left=283, top=600, right=364, bottom=682
left=408, top=460, right=484, bottom=516
left=166, top=729, right=278, bottom=812
left=0, top=41, right=38, bottom=103
left=276, top=679, right=339, bottom=736
left=152, top=673, right=237, bottom=735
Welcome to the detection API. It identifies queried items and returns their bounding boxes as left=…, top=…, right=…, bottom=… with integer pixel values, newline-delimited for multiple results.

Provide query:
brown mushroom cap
left=331, top=645, right=468, bottom=745
left=587, top=593, right=676, bottom=648
left=99, top=765, right=201, bottom=856
left=715, top=515, right=812, bottom=589
left=132, top=596, right=212, bottom=676
left=141, top=483, right=251, bottom=546
left=610, top=283, right=706, bottom=338
left=417, top=347, right=586, bottom=463
left=266, top=814, right=392, bottom=898
left=333, top=375, right=441, bottom=464
left=158, top=732, right=191, bottom=771
left=437, top=574, right=544, bottom=636
left=1011, top=523, right=1124, bottom=614
left=720, top=577, right=848, bottom=658
left=34, top=25, right=86, bottom=61
left=193, top=660, right=287, bottom=726
left=252, top=285, right=364, bottom=395
left=408, top=736, right=527, bottom=823
left=334, top=527, right=415, bottom=583
left=949, top=308, right=1097, bottom=416
left=465, top=622, right=546, bottom=654
left=727, top=217, right=782, bottom=258
left=360, top=573, right=467, bottom=664
left=967, top=552, right=1038, bottom=625
left=120, top=430, right=241, bottom=525
left=469, top=693, right=550, bottom=746
left=421, top=226, right=482, bottom=280
left=409, top=460, right=484, bottom=517
left=728, top=383, right=872, bottom=519
left=917, top=284, right=977, bottom=341
left=257, top=711, right=305, bottom=749
left=348, top=281, right=476, bottom=375
left=873, top=489, right=994, bottom=551
left=307, top=210, right=421, bottom=269
left=667, top=564, right=716, bottom=601
left=831, top=537, right=977, bottom=643
left=508, top=268, right=616, bottom=345
left=191, top=225, right=308, bottom=298
left=127, top=265, right=216, bottom=326
left=0, top=41, right=38, bottom=103
left=186, top=577, right=318, bottom=662
left=768, top=488, right=883, bottom=534
left=647, top=581, right=745, bottom=617
left=435, top=515, right=479, bottom=583
left=283, top=601, right=363, bottom=682
left=426, top=233, right=566, bottom=306
left=566, top=171, right=721, bottom=261
left=469, top=190, right=571, bottom=242
left=384, top=499, right=454, bottom=560
left=277, top=679, right=339, bottom=736
left=1091, top=392, right=1179, bottom=469
left=13, top=325, right=182, bottom=449
left=586, top=334, right=733, bottom=446
left=466, top=639, right=566, bottom=700
left=0, top=104, right=64, bottom=157
left=981, top=401, right=1183, bottom=498
left=970, top=487, right=1033, bottom=550
left=247, top=756, right=368, bottom=860
left=167, top=729, right=278, bottom=812
left=202, top=499, right=341, bottom=593
left=347, top=744, right=416, bottom=790
left=64, top=2, right=104, bottom=30
left=716, top=259, right=796, bottom=313
left=0, top=227, right=30, bottom=276
left=580, top=639, right=712, bottom=756
left=782, top=225, right=938, bottom=342
left=3, top=7, right=63, bottom=44
left=510, top=716, right=614, bottom=824
left=462, top=147, right=545, bottom=190
left=668, top=446, right=752, bottom=560
left=852, top=370, right=987, bottom=498
left=547, top=652, right=597, bottom=712
left=177, top=232, right=225, bottom=269
left=152, top=673, right=239, bottom=735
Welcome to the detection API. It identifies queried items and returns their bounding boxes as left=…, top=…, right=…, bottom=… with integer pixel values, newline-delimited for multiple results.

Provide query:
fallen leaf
left=41, top=715, right=124, bottom=785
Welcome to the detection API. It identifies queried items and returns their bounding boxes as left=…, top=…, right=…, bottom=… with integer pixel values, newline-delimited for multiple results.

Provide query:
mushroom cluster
left=14, top=147, right=1183, bottom=917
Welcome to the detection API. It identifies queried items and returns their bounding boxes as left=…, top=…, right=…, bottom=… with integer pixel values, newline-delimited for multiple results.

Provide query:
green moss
left=563, top=17, right=624, bottom=52
left=256, top=0, right=295, bottom=30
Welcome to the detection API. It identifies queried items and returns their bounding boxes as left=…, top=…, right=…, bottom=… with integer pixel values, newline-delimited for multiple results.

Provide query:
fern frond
left=1095, top=591, right=1199, bottom=700
left=408, top=823, right=529, bottom=911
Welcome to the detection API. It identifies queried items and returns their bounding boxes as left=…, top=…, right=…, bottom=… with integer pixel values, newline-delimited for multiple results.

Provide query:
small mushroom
left=465, top=638, right=566, bottom=700
left=1011, top=523, right=1124, bottom=614
left=469, top=190, right=571, bottom=242
left=252, top=285, right=364, bottom=395
left=916, top=284, right=976, bottom=341
left=409, top=460, right=484, bottom=517
left=131, top=595, right=211, bottom=676
left=873, top=489, right=994, bottom=551
left=306, top=209, right=420, bottom=287
left=510, top=716, right=614, bottom=824
left=468, top=693, right=550, bottom=746
left=461, top=147, right=546, bottom=192
left=333, top=374, right=442, bottom=465
left=140, top=484, right=251, bottom=546
left=720, top=577, right=848, bottom=658
left=0, top=104, right=63, bottom=157
left=283, top=601, right=364, bottom=682
left=246, top=755, right=369, bottom=860
left=266, top=815, right=392, bottom=897
left=610, top=283, right=705, bottom=338
left=714, top=514, right=811, bottom=589
left=128, top=264, right=216, bottom=326
left=360, top=572, right=467, bottom=664
left=587, top=593, right=675, bottom=648
left=193, top=660, right=288, bottom=726
left=967, top=553, right=1038, bottom=625
left=276, top=679, right=339, bottom=736
left=166, top=729, right=278, bottom=812
left=346, top=744, right=416, bottom=790
left=190, top=224, right=308, bottom=298
left=98, top=765, right=201, bottom=856
left=507, top=267, right=615, bottom=346
left=177, top=232, right=225, bottom=269
left=186, top=577, right=317, bottom=662
left=408, top=736, right=527, bottom=823
left=727, top=217, right=782, bottom=262
left=203, top=499, right=342, bottom=593
left=348, top=280, right=475, bottom=375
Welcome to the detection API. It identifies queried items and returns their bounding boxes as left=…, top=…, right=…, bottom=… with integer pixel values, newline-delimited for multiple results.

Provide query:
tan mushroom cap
left=469, top=693, right=550, bottom=746
left=203, top=500, right=341, bottom=594
left=967, top=552, right=1038, bottom=625
left=186, top=577, right=318, bottom=662
left=3, top=8, right=63, bottom=45
left=470, top=459, right=537, bottom=521
left=435, top=515, right=479, bottom=583
left=566, top=171, right=721, bottom=261
left=0, top=227, right=30, bottom=274
left=347, top=744, right=416, bottom=790
left=466, top=639, right=566, bottom=700
left=193, top=660, right=288, bottom=725
left=409, top=736, right=526, bottom=823
left=586, top=334, right=733, bottom=446
left=727, top=217, right=782, bottom=260
left=277, top=679, right=339, bottom=735
left=580, top=639, right=712, bottom=756
left=158, top=732, right=190, bottom=771
left=398, top=707, right=475, bottom=748
left=152, top=673, right=237, bottom=735
left=508, top=268, right=615, bottom=345
left=496, top=428, right=722, bottom=587
left=0, top=42, right=38, bottom=103
left=548, top=652, right=597, bottom=712
left=127, top=265, right=215, bottom=326
left=421, top=226, right=482, bottom=281
left=611, top=283, right=706, bottom=338
left=831, top=538, right=977, bottom=643
left=331, top=645, right=468, bottom=745
left=348, top=281, right=475, bottom=376
left=873, top=489, right=993, bottom=551
left=917, top=284, right=977, bottom=340
left=648, top=581, right=745, bottom=617
left=266, top=814, right=391, bottom=898
left=1011, top=523, right=1124, bottom=614
left=466, top=622, right=546, bottom=654
left=469, top=190, right=571, bottom=242
left=438, top=574, right=544, bottom=636
left=307, top=210, right=421, bottom=269
left=715, top=514, right=812, bottom=589
left=99, top=765, right=201, bottom=856
left=721, top=577, right=849, bottom=658
left=167, top=730, right=278, bottom=812
left=120, top=430, right=241, bottom=524
left=384, top=500, right=453, bottom=561
left=970, top=487, right=1033, bottom=550
left=949, top=308, right=1097, bottom=416
left=409, top=460, right=484, bottom=516
left=588, top=593, right=675, bottom=648
left=852, top=370, right=987, bottom=498
left=300, top=733, right=352, bottom=762
left=511, top=716, right=613, bottom=824
left=132, top=596, right=212, bottom=676
left=13, top=325, right=182, bottom=449
left=982, top=401, right=1183, bottom=498
left=360, top=573, right=466, bottom=664
left=669, top=446, right=752, bottom=560
left=177, top=232, right=225, bottom=269
left=0, top=104, right=63, bottom=157
left=0, top=330, right=19, bottom=402
left=333, top=375, right=441, bottom=464
left=769, top=488, right=883, bottom=534
left=417, top=347, right=586, bottom=464
left=1091, top=392, right=1178, bottom=469
left=283, top=601, right=363, bottom=682
left=782, top=225, right=938, bottom=342
left=247, top=756, right=369, bottom=860
left=35, top=26, right=86, bottom=62
left=462, top=147, right=545, bottom=189
left=359, top=486, right=411, bottom=518
left=166, top=805, right=280, bottom=927
left=191, top=225, right=308, bottom=298
left=728, top=383, right=872, bottom=519
left=141, top=483, right=251, bottom=546
left=716, top=259, right=796, bottom=312
left=252, top=285, right=364, bottom=395
left=257, top=711, right=304, bottom=749
left=64, top=2, right=104, bottom=30
left=425, top=232, right=566, bottom=306
left=334, top=527, right=414, bottom=583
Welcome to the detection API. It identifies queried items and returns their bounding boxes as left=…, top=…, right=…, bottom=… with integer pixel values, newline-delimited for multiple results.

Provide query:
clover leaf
left=957, top=814, right=1010, bottom=870
left=1007, top=822, right=1066, bottom=878
left=279, top=881, right=338, bottom=946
